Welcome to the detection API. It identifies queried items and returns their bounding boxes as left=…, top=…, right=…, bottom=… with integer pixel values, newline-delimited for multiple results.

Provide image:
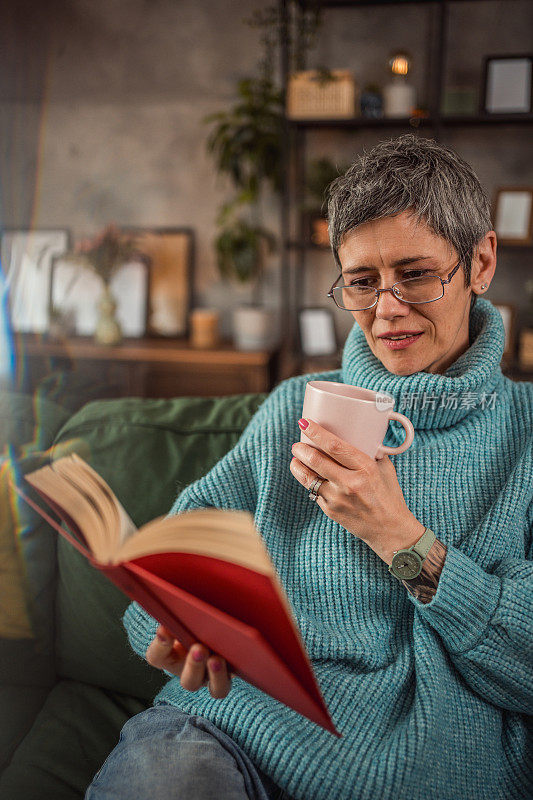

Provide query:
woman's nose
left=374, top=288, right=411, bottom=318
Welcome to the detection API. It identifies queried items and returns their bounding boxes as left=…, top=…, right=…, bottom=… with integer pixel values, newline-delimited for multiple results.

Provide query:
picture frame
left=481, top=54, right=533, bottom=114
left=51, top=255, right=149, bottom=338
left=493, top=303, right=516, bottom=360
left=493, top=187, right=533, bottom=245
left=123, top=227, right=194, bottom=337
left=0, top=229, right=70, bottom=333
left=298, top=307, right=338, bottom=357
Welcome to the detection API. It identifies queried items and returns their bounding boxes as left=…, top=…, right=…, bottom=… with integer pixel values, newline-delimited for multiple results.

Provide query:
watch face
left=391, top=550, right=422, bottom=580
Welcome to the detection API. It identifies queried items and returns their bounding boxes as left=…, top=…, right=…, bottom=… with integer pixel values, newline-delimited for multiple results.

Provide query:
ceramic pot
left=232, top=306, right=274, bottom=351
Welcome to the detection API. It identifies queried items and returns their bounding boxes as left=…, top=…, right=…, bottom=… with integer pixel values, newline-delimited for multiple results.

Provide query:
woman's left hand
left=290, top=418, right=425, bottom=565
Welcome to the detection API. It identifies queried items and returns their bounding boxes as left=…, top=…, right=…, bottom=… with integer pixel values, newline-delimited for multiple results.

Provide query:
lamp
left=383, top=50, right=416, bottom=118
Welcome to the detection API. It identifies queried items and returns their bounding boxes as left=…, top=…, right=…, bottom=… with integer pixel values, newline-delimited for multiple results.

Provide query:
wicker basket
left=286, top=70, right=357, bottom=120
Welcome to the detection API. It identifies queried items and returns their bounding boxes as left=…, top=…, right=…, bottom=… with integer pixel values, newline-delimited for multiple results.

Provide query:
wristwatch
left=389, top=528, right=436, bottom=581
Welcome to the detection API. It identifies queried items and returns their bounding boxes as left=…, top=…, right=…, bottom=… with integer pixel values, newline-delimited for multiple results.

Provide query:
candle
left=384, top=50, right=416, bottom=118
left=189, top=308, right=220, bottom=349
left=383, top=80, right=416, bottom=117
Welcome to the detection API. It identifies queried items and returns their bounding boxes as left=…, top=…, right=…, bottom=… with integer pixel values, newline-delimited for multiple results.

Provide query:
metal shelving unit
left=277, top=0, right=533, bottom=376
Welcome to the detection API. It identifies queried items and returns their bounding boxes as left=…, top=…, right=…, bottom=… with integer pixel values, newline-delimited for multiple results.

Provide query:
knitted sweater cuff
left=123, top=601, right=158, bottom=659
left=406, top=544, right=502, bottom=654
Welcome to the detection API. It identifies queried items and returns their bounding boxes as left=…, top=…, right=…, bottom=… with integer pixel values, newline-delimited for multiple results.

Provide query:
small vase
left=95, top=285, right=122, bottom=345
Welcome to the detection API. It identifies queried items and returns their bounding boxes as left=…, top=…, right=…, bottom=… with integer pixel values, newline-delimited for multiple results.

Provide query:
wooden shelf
left=288, top=113, right=533, bottom=130
left=296, top=0, right=511, bottom=9
left=16, top=334, right=279, bottom=399
left=20, top=335, right=274, bottom=367
left=440, top=113, right=533, bottom=126
left=288, top=116, right=434, bottom=129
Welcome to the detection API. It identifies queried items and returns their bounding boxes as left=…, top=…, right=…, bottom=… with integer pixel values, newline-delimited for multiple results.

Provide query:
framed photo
left=0, top=229, right=70, bottom=333
left=298, top=307, right=338, bottom=357
left=493, top=303, right=516, bottom=359
left=51, top=256, right=149, bottom=338
left=481, top=54, right=533, bottom=114
left=124, top=227, right=194, bottom=337
left=493, top=187, right=533, bottom=245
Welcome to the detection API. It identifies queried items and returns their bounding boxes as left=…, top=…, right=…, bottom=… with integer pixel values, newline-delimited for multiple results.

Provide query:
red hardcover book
left=20, top=454, right=340, bottom=736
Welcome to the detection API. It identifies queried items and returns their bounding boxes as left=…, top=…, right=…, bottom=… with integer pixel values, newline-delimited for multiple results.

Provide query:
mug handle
left=376, top=411, right=414, bottom=458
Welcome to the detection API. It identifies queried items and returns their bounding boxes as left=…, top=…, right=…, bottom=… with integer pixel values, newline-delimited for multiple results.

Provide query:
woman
left=86, top=135, right=533, bottom=800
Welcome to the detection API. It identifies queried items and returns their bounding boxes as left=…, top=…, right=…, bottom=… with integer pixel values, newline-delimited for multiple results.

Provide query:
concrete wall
left=2, top=0, right=532, bottom=340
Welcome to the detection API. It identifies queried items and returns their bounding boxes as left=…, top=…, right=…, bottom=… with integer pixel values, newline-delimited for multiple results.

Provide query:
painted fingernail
left=192, top=648, right=204, bottom=662
left=210, top=659, right=222, bottom=672
left=298, top=418, right=309, bottom=430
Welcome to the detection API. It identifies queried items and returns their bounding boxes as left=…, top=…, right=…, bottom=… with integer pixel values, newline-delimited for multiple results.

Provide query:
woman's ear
left=471, top=231, right=497, bottom=295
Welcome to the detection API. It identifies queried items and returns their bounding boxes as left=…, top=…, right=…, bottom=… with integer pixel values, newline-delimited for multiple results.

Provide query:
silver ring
left=308, top=477, right=325, bottom=502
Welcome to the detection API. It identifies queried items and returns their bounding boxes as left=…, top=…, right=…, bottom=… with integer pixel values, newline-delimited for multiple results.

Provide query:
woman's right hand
left=145, top=624, right=233, bottom=699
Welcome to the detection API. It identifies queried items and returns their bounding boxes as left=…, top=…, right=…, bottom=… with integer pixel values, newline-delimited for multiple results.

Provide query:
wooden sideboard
left=13, top=334, right=532, bottom=407
left=15, top=334, right=279, bottom=400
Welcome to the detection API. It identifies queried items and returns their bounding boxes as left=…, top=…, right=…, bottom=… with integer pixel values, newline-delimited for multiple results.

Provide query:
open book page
left=25, top=456, right=276, bottom=575
left=24, top=455, right=137, bottom=563
left=65, top=454, right=137, bottom=550
left=116, top=509, right=274, bottom=574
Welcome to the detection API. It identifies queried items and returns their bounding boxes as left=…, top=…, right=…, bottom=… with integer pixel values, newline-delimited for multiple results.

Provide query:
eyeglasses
left=327, top=260, right=462, bottom=311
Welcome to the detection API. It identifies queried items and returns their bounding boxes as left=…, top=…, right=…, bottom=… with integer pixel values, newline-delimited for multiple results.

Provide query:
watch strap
left=410, top=528, right=436, bottom=561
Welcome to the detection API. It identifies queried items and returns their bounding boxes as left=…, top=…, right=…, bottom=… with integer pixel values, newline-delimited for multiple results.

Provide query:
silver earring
left=480, top=284, right=488, bottom=290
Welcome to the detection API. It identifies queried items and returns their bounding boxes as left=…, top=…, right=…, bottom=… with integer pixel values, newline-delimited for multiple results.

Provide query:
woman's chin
left=387, top=362, right=419, bottom=376
left=373, top=349, right=421, bottom=376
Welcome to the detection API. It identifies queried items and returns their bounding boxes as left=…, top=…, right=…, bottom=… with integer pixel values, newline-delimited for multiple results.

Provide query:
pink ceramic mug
left=300, top=380, right=414, bottom=460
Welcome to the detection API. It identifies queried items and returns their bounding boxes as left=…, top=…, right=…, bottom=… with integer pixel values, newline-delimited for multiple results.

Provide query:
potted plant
left=214, top=217, right=276, bottom=350
left=203, top=6, right=323, bottom=350
left=204, top=76, right=283, bottom=349
left=303, top=157, right=347, bottom=247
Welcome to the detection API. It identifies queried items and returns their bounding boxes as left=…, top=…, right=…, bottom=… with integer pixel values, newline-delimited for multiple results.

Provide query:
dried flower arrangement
left=67, top=224, right=143, bottom=286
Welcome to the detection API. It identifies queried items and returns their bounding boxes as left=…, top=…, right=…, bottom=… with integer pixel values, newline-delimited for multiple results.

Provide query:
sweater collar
left=341, top=298, right=505, bottom=430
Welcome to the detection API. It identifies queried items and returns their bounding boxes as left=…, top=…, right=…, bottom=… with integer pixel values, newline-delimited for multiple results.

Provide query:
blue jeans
left=85, top=705, right=291, bottom=800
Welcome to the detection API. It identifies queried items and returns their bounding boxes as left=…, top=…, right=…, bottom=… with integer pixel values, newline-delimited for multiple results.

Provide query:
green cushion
left=0, top=393, right=36, bottom=452
left=0, top=392, right=73, bottom=689
left=0, top=685, right=49, bottom=772
left=0, top=446, right=85, bottom=689
left=0, top=391, right=70, bottom=453
left=0, top=679, right=148, bottom=800
left=52, top=394, right=265, bottom=700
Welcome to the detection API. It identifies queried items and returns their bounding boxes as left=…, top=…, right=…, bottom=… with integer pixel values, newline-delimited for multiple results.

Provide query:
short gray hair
left=326, top=134, right=492, bottom=288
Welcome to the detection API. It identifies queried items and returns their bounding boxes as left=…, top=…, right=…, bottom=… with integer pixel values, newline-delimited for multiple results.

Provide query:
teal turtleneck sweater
left=124, top=299, right=533, bottom=800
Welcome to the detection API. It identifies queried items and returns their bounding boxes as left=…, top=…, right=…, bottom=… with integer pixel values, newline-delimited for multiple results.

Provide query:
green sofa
left=0, top=388, right=266, bottom=799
